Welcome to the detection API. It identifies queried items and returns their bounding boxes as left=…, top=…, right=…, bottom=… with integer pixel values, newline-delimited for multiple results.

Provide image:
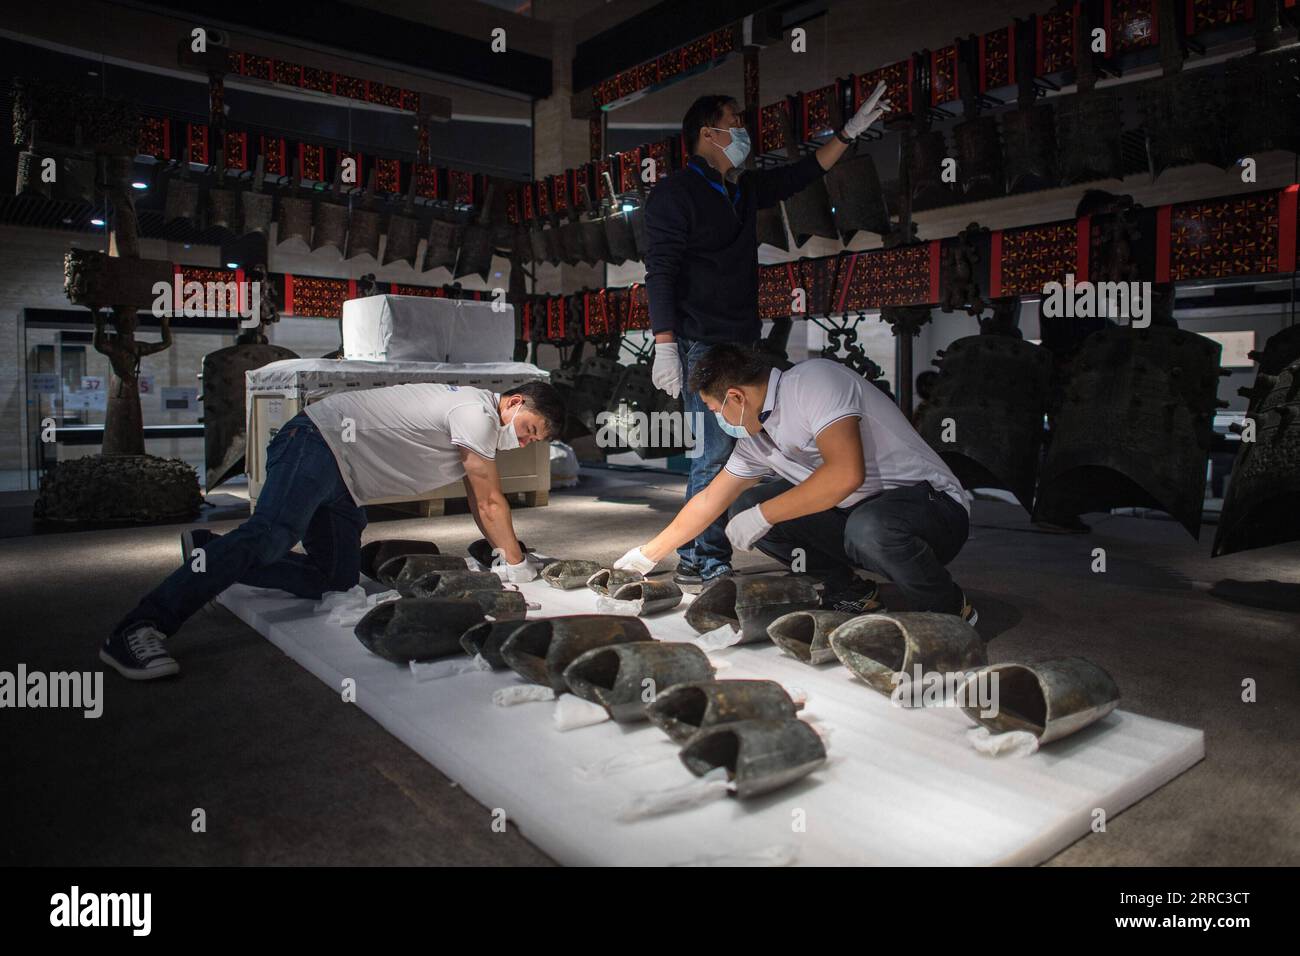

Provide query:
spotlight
left=621, top=203, right=635, bottom=213
left=225, top=261, right=239, bottom=269
left=131, top=181, right=148, bottom=190
left=90, top=217, right=105, bottom=226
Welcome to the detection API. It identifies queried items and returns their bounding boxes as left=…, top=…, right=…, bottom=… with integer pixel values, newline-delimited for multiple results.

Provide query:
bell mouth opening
left=837, top=618, right=906, bottom=673
left=983, top=665, right=1048, bottom=735
left=587, top=569, right=613, bottom=590
left=769, top=614, right=817, bottom=660
left=567, top=648, right=622, bottom=691
left=508, top=621, right=556, bottom=659
left=653, top=686, right=707, bottom=731
left=682, top=730, right=740, bottom=780
left=615, top=584, right=647, bottom=602
left=383, top=556, right=416, bottom=579
left=461, top=620, right=492, bottom=649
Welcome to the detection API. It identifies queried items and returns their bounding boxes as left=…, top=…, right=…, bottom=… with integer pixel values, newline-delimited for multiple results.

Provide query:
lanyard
left=688, top=159, right=740, bottom=207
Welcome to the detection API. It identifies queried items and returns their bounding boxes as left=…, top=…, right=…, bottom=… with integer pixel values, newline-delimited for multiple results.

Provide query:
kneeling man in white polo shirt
left=102, top=380, right=564, bottom=680
left=616, top=346, right=976, bottom=622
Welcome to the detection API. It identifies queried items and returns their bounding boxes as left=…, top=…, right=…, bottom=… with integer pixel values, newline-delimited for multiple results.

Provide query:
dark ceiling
left=134, top=0, right=552, bottom=99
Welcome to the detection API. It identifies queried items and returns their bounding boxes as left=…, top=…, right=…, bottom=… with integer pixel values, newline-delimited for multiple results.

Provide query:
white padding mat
left=218, top=580, right=1203, bottom=866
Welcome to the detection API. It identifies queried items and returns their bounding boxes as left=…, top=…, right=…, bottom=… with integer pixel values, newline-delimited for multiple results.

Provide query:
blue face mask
left=709, top=126, right=751, bottom=168
left=715, top=393, right=748, bottom=438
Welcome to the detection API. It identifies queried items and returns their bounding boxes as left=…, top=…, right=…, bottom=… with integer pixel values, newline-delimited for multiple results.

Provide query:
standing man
left=643, top=83, right=890, bottom=590
left=101, top=381, right=564, bottom=680
left=615, top=346, right=976, bottom=622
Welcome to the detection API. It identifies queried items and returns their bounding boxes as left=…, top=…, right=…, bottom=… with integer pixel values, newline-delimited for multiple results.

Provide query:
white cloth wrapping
left=342, top=295, right=515, bottom=363
left=314, top=587, right=400, bottom=628
left=967, top=727, right=1041, bottom=757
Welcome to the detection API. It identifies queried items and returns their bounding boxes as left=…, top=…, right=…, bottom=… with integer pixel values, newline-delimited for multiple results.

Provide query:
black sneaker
left=673, top=564, right=703, bottom=590
left=100, top=624, right=180, bottom=680
left=821, top=579, right=882, bottom=615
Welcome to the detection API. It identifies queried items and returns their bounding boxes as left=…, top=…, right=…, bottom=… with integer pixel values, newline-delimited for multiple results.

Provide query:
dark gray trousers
left=728, top=478, right=969, bottom=613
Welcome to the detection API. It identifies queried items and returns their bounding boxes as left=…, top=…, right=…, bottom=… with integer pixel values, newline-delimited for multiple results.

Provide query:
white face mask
left=709, top=126, right=751, bottom=168
left=497, top=403, right=522, bottom=450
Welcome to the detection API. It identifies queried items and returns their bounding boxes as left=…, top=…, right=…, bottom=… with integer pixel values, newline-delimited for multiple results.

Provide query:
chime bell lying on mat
left=460, top=620, right=524, bottom=669
left=679, top=718, right=826, bottom=799
left=396, top=570, right=502, bottom=599
left=454, top=589, right=527, bottom=620
left=957, top=657, right=1120, bottom=745
left=359, top=539, right=440, bottom=580
left=828, top=612, right=987, bottom=698
left=563, top=642, right=714, bottom=722
left=500, top=615, right=651, bottom=692
left=540, top=560, right=604, bottom=589
left=586, top=568, right=644, bottom=595
left=767, top=609, right=858, bottom=665
left=354, top=598, right=487, bottom=663
left=378, top=553, right=471, bottom=590
left=646, top=679, right=801, bottom=744
left=684, top=575, right=820, bottom=644
left=600, top=579, right=683, bottom=616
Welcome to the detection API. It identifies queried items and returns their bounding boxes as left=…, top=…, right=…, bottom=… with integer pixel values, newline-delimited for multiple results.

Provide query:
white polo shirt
left=722, top=359, right=967, bottom=511
left=305, top=383, right=501, bottom=505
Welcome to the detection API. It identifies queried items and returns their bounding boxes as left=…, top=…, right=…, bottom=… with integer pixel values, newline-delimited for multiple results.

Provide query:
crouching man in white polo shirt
left=101, top=380, right=565, bottom=680
left=616, top=345, right=976, bottom=622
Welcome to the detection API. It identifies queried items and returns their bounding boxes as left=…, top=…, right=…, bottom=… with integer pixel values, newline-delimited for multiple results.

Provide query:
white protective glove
left=651, top=342, right=683, bottom=398
left=494, top=554, right=541, bottom=583
left=725, top=504, right=772, bottom=552
left=842, top=81, right=891, bottom=140
left=613, top=546, right=658, bottom=575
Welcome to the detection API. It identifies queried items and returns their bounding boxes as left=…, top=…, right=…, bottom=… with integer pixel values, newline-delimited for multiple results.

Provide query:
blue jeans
left=677, top=338, right=736, bottom=578
left=729, top=478, right=969, bottom=613
left=115, top=413, right=367, bottom=637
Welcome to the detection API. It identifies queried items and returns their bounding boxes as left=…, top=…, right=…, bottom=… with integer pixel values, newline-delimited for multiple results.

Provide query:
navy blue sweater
left=643, top=153, right=826, bottom=344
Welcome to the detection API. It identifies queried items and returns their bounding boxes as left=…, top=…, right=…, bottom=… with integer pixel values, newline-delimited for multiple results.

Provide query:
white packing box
left=244, top=358, right=551, bottom=508
left=342, top=295, right=515, bottom=363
